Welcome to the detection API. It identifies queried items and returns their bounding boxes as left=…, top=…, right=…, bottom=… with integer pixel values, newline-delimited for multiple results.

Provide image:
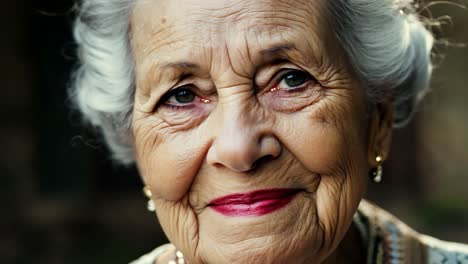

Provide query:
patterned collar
left=353, top=200, right=468, bottom=264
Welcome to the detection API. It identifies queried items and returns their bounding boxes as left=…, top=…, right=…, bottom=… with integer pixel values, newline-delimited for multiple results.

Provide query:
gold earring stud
left=372, top=155, right=384, bottom=183
left=143, top=186, right=155, bottom=212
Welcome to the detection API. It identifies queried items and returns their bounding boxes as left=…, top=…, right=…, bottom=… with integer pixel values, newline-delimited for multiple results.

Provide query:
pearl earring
left=143, top=186, right=155, bottom=212
left=371, top=155, right=384, bottom=183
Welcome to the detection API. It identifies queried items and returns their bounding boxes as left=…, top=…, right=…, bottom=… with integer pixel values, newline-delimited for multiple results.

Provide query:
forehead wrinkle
left=137, top=36, right=327, bottom=96
left=132, top=0, right=344, bottom=92
left=132, top=0, right=328, bottom=52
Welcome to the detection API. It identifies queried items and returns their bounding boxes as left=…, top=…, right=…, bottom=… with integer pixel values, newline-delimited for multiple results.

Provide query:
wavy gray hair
left=71, top=0, right=434, bottom=164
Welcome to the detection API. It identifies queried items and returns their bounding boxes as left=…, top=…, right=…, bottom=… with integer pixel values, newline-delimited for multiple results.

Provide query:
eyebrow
left=159, top=43, right=297, bottom=71
left=160, top=61, right=200, bottom=71
left=259, top=43, right=297, bottom=60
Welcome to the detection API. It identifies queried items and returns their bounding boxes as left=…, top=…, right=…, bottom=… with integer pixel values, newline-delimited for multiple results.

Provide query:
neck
left=322, top=223, right=367, bottom=264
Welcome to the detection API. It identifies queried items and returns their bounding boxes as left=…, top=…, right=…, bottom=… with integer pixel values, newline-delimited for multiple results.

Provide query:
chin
left=196, top=193, right=329, bottom=264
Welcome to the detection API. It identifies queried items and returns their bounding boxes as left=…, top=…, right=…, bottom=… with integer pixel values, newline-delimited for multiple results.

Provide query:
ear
left=367, top=97, right=394, bottom=167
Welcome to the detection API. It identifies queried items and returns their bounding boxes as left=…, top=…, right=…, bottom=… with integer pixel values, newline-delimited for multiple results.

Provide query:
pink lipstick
left=208, top=188, right=301, bottom=217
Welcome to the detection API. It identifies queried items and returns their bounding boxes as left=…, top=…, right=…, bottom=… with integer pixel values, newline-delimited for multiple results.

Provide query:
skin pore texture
left=130, top=0, right=394, bottom=263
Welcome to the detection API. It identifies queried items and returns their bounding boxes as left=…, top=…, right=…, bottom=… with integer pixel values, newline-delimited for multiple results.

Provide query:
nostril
left=250, top=154, right=275, bottom=171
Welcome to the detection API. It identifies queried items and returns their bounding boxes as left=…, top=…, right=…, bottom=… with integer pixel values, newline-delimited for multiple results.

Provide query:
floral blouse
left=131, top=200, right=468, bottom=264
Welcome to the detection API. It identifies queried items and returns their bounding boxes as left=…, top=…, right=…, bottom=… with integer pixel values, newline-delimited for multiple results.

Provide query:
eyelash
left=268, top=69, right=315, bottom=93
left=159, top=69, right=316, bottom=109
left=159, top=86, right=200, bottom=109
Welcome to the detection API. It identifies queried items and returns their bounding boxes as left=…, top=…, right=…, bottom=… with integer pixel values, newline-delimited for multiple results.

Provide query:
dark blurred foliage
left=1, top=1, right=166, bottom=263
left=1, top=0, right=467, bottom=264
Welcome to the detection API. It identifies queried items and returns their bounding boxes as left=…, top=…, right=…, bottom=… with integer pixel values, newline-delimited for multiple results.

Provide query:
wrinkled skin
left=130, top=0, right=393, bottom=263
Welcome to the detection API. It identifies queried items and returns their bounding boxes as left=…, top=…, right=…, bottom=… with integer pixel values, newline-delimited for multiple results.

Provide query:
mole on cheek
left=161, top=18, right=166, bottom=24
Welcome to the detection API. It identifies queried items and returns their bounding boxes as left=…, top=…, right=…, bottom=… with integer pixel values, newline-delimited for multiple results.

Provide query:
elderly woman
left=71, top=0, right=468, bottom=263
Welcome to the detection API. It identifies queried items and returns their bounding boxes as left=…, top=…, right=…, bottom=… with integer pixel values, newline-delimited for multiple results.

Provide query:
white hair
left=71, top=0, right=435, bottom=164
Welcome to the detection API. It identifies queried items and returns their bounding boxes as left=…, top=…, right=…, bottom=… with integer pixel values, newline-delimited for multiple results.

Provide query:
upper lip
left=208, top=188, right=302, bottom=206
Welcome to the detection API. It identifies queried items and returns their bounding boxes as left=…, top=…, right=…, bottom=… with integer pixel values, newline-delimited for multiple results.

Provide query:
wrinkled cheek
left=135, top=136, right=204, bottom=202
left=281, top=111, right=367, bottom=242
left=283, top=101, right=366, bottom=178
left=287, top=124, right=345, bottom=176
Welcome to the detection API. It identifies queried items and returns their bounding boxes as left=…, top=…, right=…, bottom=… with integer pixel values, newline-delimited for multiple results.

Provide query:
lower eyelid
left=162, top=103, right=197, bottom=110
left=285, top=86, right=308, bottom=93
left=161, top=96, right=212, bottom=110
left=277, top=79, right=313, bottom=91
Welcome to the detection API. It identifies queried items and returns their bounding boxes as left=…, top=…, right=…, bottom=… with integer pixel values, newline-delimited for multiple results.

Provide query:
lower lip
left=209, top=189, right=300, bottom=217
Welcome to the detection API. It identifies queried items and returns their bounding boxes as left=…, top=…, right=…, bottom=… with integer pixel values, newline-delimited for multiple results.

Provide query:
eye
left=156, top=85, right=214, bottom=127
left=278, top=70, right=313, bottom=90
left=164, top=87, right=196, bottom=105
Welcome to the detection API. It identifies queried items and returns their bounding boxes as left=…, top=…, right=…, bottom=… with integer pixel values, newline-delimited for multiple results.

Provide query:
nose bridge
left=220, top=88, right=254, bottom=127
left=216, top=79, right=259, bottom=139
left=220, top=92, right=259, bottom=153
left=206, top=45, right=281, bottom=171
left=209, top=87, right=266, bottom=172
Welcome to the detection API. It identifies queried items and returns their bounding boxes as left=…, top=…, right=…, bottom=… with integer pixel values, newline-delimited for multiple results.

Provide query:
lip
left=208, top=188, right=301, bottom=217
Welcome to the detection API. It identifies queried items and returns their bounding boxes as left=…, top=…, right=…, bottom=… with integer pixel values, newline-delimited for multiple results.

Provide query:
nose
left=207, top=107, right=282, bottom=172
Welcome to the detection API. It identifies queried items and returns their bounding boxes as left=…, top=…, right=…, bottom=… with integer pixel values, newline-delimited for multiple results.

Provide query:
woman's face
left=131, top=0, right=387, bottom=263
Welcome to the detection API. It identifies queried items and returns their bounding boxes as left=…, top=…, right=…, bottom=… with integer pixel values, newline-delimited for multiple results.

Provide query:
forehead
left=132, top=0, right=325, bottom=28
left=130, top=0, right=333, bottom=74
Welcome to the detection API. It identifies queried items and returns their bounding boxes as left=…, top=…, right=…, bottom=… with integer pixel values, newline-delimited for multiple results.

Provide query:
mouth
left=208, top=188, right=302, bottom=217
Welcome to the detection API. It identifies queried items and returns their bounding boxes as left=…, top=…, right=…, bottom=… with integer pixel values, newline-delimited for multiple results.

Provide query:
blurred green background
left=1, top=0, right=467, bottom=263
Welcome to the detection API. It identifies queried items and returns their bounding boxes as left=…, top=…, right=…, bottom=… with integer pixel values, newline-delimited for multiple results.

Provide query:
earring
left=143, top=186, right=155, bottom=212
left=371, top=155, right=384, bottom=183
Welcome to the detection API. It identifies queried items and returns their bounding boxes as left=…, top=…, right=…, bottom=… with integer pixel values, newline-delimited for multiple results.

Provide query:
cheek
left=276, top=99, right=369, bottom=190
left=292, top=125, right=342, bottom=173
left=277, top=101, right=368, bottom=248
left=279, top=117, right=349, bottom=176
left=134, top=121, right=208, bottom=201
